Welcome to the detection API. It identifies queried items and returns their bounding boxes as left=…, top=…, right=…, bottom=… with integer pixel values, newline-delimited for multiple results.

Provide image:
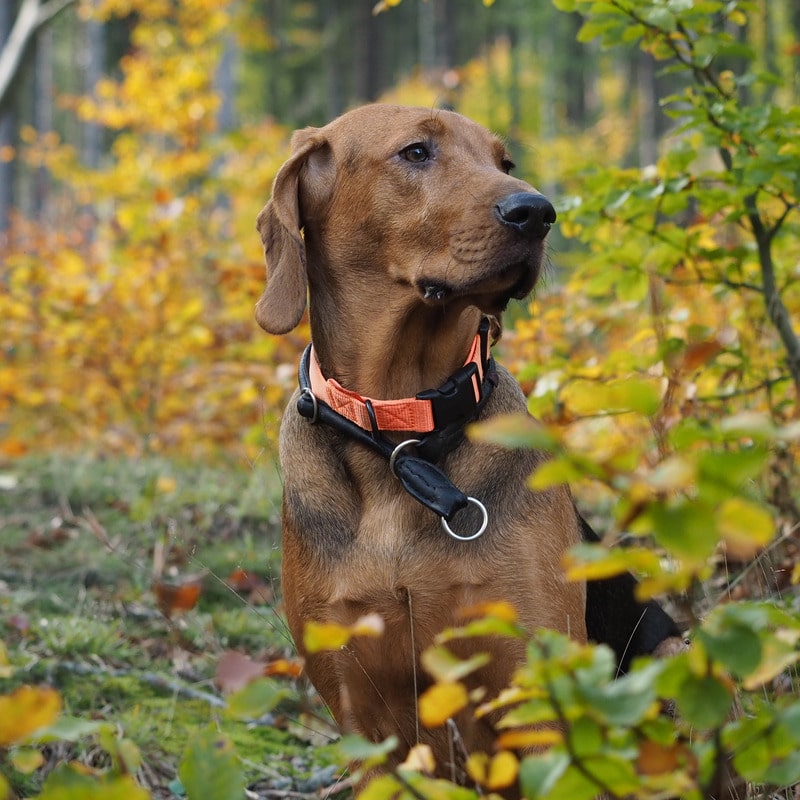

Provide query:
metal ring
left=441, top=497, right=488, bottom=541
left=300, top=388, right=318, bottom=423
left=388, top=439, right=421, bottom=477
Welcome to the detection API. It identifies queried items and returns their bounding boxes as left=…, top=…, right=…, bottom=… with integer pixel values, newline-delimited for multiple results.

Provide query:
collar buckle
left=416, top=362, right=480, bottom=430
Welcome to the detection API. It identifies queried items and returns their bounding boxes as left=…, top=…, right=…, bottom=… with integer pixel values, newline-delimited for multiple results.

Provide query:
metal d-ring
left=389, top=439, right=422, bottom=477
left=300, top=387, right=319, bottom=423
left=441, top=497, right=488, bottom=541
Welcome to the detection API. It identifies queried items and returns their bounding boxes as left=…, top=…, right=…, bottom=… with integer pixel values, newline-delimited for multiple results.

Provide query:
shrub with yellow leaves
left=0, top=0, right=300, bottom=462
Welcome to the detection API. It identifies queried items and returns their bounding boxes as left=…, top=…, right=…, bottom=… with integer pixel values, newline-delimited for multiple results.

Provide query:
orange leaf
left=0, top=686, right=62, bottom=746
left=153, top=578, right=202, bottom=617
left=263, top=658, right=304, bottom=678
left=636, top=740, right=690, bottom=776
left=682, top=339, right=723, bottom=372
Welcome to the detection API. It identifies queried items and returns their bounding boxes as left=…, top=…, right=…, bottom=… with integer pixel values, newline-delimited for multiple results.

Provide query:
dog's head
left=255, top=104, right=555, bottom=335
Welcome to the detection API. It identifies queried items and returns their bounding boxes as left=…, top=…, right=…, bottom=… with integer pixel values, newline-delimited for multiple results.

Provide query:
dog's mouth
left=417, top=258, right=540, bottom=313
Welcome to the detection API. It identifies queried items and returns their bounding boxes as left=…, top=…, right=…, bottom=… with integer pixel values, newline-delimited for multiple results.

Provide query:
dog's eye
left=501, top=159, right=515, bottom=174
left=400, top=143, right=430, bottom=163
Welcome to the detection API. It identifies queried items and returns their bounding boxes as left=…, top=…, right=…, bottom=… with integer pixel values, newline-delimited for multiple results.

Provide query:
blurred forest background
left=1, top=0, right=799, bottom=467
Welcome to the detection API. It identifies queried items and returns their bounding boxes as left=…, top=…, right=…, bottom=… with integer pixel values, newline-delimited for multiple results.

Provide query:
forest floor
left=0, top=454, right=349, bottom=799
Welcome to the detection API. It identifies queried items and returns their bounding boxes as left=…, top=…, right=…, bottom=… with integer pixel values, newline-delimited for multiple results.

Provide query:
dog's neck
left=308, top=294, right=484, bottom=401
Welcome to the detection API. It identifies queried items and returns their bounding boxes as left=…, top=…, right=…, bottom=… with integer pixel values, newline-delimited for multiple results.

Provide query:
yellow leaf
left=466, top=751, right=519, bottom=789
left=486, top=750, right=519, bottom=789
left=528, top=457, right=583, bottom=490
left=466, top=751, right=489, bottom=784
left=648, top=456, right=696, bottom=491
left=303, top=621, right=351, bottom=653
left=459, top=600, right=518, bottom=623
left=496, top=728, right=563, bottom=749
left=564, top=547, right=661, bottom=583
left=0, top=686, right=62, bottom=746
left=11, top=747, right=45, bottom=773
left=400, top=744, right=435, bottom=773
left=743, top=629, right=800, bottom=690
left=717, top=498, right=774, bottom=560
left=418, top=682, right=468, bottom=728
left=156, top=476, right=177, bottom=494
left=303, top=614, right=384, bottom=654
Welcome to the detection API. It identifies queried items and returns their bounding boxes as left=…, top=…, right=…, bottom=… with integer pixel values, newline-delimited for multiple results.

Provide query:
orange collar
left=307, top=328, right=491, bottom=433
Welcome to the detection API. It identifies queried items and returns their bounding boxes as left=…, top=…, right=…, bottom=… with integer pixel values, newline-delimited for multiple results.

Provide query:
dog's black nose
left=495, top=192, right=556, bottom=240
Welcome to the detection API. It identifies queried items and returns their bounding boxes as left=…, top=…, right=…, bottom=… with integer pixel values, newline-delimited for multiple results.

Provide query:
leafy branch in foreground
left=314, top=600, right=800, bottom=799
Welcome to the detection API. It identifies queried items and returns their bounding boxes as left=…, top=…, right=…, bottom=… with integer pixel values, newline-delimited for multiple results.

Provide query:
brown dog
left=255, top=105, right=678, bottom=785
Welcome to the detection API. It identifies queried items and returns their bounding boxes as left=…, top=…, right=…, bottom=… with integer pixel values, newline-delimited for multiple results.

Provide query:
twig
left=51, top=660, right=227, bottom=708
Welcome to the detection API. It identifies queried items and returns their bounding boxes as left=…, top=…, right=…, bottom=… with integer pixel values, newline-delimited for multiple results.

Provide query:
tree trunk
left=637, top=50, right=658, bottom=167
left=322, top=0, right=344, bottom=119
left=32, top=22, right=52, bottom=219
left=81, top=15, right=103, bottom=169
left=0, top=0, right=16, bottom=237
left=0, top=0, right=75, bottom=109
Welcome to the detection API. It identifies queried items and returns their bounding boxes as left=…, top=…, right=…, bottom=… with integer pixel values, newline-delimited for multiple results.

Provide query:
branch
left=0, top=0, right=77, bottom=109
left=745, top=193, right=800, bottom=408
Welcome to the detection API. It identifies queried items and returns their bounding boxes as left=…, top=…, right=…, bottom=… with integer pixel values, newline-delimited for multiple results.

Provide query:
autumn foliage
left=1, top=0, right=301, bottom=461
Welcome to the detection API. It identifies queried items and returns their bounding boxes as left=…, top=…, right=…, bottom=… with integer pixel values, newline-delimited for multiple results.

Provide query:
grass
left=0, top=453, right=347, bottom=799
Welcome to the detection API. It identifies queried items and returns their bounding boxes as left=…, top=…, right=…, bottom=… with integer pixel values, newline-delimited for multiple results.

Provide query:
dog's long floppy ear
left=254, top=128, right=330, bottom=335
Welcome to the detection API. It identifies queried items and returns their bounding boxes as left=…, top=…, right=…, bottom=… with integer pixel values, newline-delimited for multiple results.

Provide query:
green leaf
left=31, top=716, right=108, bottom=743
left=550, top=761, right=612, bottom=800
left=696, top=623, right=762, bottom=677
left=560, top=377, right=661, bottom=416
left=178, top=727, right=245, bottom=800
left=38, top=765, right=150, bottom=800
left=468, top=413, right=561, bottom=451
left=697, top=447, right=767, bottom=494
left=578, top=662, right=661, bottom=726
left=224, top=678, right=291, bottom=720
left=420, top=645, right=491, bottom=683
left=646, top=500, right=718, bottom=561
left=518, top=751, right=570, bottom=798
left=676, top=674, right=732, bottom=729
left=764, top=750, right=800, bottom=787
left=569, top=716, right=605, bottom=758
left=529, top=456, right=586, bottom=490
left=337, top=733, right=398, bottom=766
left=641, top=7, right=677, bottom=31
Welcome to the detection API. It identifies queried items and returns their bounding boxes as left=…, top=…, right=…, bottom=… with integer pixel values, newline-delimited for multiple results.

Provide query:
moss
left=0, top=454, right=331, bottom=796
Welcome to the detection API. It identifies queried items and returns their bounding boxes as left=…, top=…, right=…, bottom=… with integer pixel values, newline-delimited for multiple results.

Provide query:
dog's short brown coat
left=256, top=104, right=588, bottom=780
